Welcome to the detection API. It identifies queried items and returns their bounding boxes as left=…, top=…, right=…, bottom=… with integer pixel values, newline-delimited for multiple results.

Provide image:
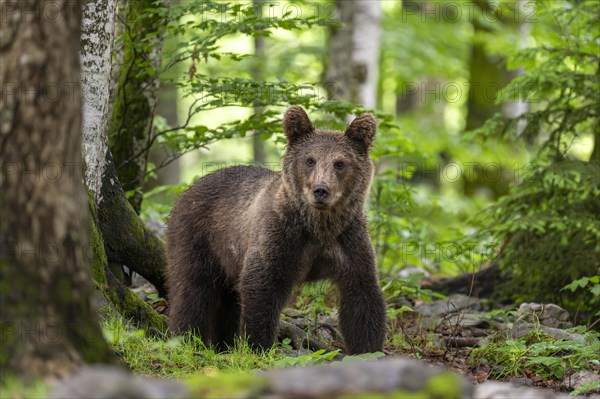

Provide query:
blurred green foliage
left=136, top=0, right=599, bottom=312
left=468, top=0, right=600, bottom=308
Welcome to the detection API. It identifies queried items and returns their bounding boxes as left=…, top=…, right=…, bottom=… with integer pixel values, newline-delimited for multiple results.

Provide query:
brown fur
left=165, top=106, right=386, bottom=354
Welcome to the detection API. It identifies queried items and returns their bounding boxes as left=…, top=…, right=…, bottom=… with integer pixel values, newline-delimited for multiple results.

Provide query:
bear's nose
left=313, top=184, right=330, bottom=201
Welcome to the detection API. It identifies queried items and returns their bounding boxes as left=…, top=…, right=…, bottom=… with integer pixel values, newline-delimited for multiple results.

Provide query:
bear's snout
left=313, top=184, right=330, bottom=201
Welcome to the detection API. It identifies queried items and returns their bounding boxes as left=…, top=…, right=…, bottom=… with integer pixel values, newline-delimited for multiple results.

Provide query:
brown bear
left=165, top=106, right=386, bottom=354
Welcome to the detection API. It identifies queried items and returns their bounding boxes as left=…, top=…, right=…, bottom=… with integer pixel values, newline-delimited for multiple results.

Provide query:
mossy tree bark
left=81, top=0, right=168, bottom=321
left=0, top=1, right=116, bottom=378
left=89, top=196, right=167, bottom=332
left=109, top=0, right=164, bottom=214
left=97, top=153, right=168, bottom=298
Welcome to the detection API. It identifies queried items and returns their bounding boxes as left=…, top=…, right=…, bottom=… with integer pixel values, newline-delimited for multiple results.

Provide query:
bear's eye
left=334, top=161, right=345, bottom=170
left=306, top=158, right=316, bottom=167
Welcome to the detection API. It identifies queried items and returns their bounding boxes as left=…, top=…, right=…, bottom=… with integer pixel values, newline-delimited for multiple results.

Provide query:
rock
left=92, top=291, right=111, bottom=312
left=282, top=308, right=303, bottom=318
left=561, top=370, right=600, bottom=393
left=398, top=266, right=430, bottom=279
left=131, top=272, right=152, bottom=289
left=507, top=322, right=586, bottom=342
left=144, top=218, right=166, bottom=237
left=49, top=366, right=188, bottom=399
left=511, top=377, right=533, bottom=387
left=277, top=319, right=333, bottom=352
left=475, top=381, right=571, bottom=399
left=439, top=311, right=491, bottom=329
left=517, top=303, right=572, bottom=329
left=263, top=357, right=473, bottom=398
left=49, top=360, right=582, bottom=399
left=414, top=294, right=482, bottom=317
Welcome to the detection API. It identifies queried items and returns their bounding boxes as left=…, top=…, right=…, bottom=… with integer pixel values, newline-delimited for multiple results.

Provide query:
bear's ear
left=344, top=113, right=377, bottom=150
left=283, top=106, right=315, bottom=145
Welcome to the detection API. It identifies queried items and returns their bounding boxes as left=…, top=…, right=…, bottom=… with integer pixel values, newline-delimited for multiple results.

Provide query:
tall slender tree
left=251, top=0, right=267, bottom=165
left=109, top=0, right=165, bottom=213
left=80, top=0, right=167, bottom=329
left=325, top=0, right=382, bottom=109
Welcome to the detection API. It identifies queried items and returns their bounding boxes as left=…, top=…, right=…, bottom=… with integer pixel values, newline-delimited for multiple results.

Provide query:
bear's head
left=282, top=106, right=377, bottom=211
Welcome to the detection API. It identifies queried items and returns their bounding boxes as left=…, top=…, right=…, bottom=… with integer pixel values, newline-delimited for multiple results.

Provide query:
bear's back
left=170, top=165, right=280, bottom=227
left=166, top=165, right=281, bottom=279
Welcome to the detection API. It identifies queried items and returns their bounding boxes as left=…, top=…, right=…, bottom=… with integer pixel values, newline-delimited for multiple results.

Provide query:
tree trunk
left=81, top=0, right=117, bottom=203
left=145, top=80, right=181, bottom=190
left=89, top=195, right=167, bottom=332
left=324, top=0, right=356, bottom=104
left=109, top=0, right=164, bottom=213
left=252, top=8, right=267, bottom=165
left=80, top=0, right=168, bottom=328
left=0, top=0, right=115, bottom=378
left=97, top=153, right=168, bottom=298
left=466, top=0, right=525, bottom=131
left=592, top=125, right=600, bottom=163
left=352, top=0, right=382, bottom=108
left=324, top=0, right=382, bottom=109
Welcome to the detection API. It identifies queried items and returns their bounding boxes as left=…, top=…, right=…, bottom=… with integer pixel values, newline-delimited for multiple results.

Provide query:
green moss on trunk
left=109, top=0, right=163, bottom=213
left=97, top=154, right=167, bottom=297
left=89, top=194, right=167, bottom=333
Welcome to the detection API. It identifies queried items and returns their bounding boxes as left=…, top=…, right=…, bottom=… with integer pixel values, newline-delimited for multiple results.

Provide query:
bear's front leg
left=336, top=225, right=387, bottom=354
left=239, top=251, right=298, bottom=351
left=338, top=274, right=386, bottom=354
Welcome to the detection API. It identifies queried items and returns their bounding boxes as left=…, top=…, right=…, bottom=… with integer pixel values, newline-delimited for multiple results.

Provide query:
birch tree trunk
left=352, top=0, right=382, bottom=108
left=0, top=0, right=115, bottom=378
left=251, top=0, right=267, bottom=164
left=81, top=0, right=116, bottom=202
left=325, top=0, right=382, bottom=109
left=80, top=0, right=168, bottom=328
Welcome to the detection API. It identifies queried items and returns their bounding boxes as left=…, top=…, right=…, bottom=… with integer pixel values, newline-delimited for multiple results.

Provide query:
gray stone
left=517, top=303, right=572, bottom=329
left=511, top=377, right=533, bottom=387
left=144, top=218, right=166, bottom=237
left=263, top=357, right=473, bottom=398
left=475, top=381, right=571, bottom=399
left=562, top=370, right=600, bottom=393
left=507, top=322, right=586, bottom=342
left=92, top=291, right=110, bottom=311
left=49, top=366, right=188, bottom=399
left=414, top=294, right=482, bottom=317
left=282, top=308, right=303, bottom=318
left=440, top=311, right=491, bottom=329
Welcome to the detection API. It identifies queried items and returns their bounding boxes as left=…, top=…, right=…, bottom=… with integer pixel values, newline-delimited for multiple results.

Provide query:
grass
left=100, top=307, right=387, bottom=380
left=471, top=327, right=600, bottom=384
left=0, top=378, right=47, bottom=399
left=100, top=309, right=286, bottom=379
left=100, top=308, right=373, bottom=379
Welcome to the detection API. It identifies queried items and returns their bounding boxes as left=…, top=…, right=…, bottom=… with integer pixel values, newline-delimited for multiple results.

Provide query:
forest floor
left=107, top=280, right=600, bottom=397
